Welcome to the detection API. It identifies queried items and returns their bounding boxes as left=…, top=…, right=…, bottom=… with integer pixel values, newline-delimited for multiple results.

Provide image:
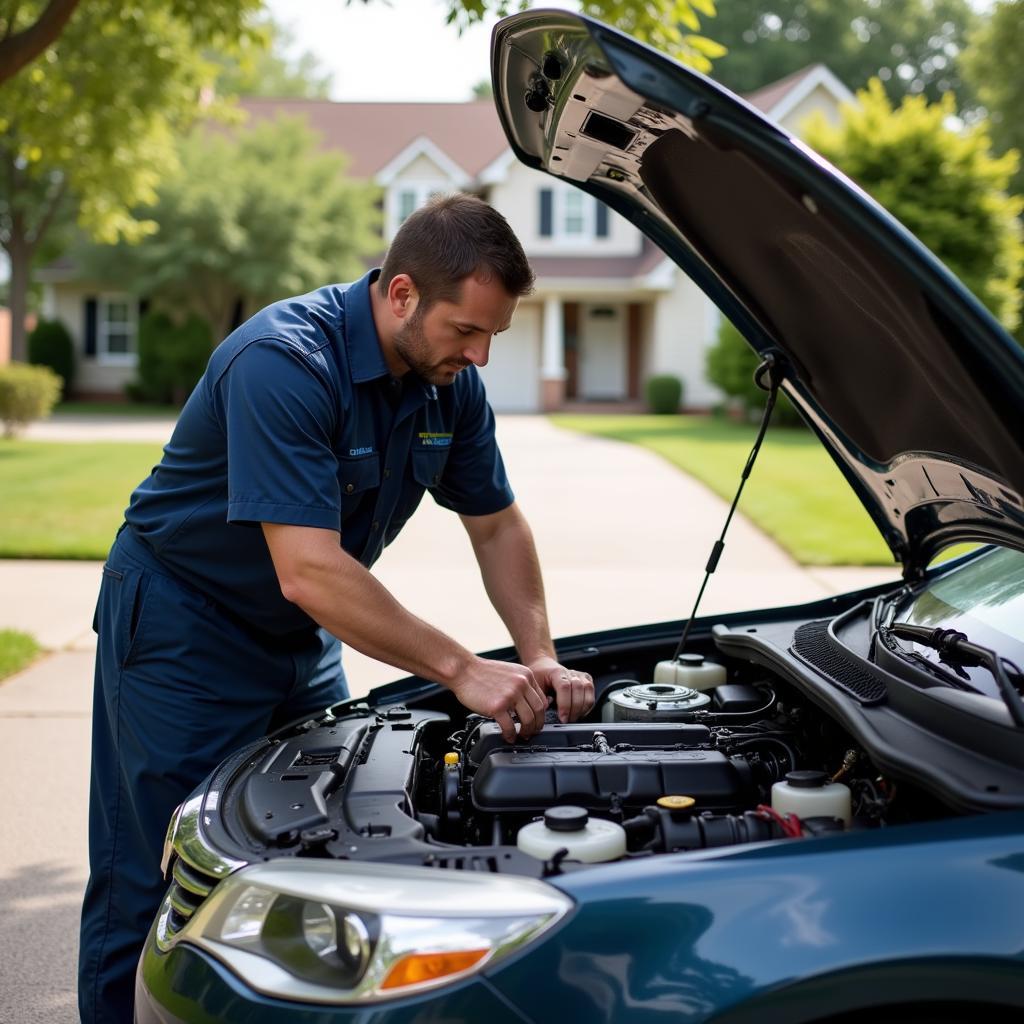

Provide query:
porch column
left=540, top=294, right=567, bottom=411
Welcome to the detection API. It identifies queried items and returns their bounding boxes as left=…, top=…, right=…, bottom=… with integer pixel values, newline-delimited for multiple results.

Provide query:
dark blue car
left=137, top=10, right=1024, bottom=1023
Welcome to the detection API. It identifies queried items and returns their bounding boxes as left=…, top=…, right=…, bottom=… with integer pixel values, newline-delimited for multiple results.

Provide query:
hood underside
left=491, top=11, right=1024, bottom=576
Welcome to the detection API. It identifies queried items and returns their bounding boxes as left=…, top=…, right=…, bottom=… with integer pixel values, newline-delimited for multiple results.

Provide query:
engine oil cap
left=544, top=806, right=589, bottom=832
left=785, top=770, right=829, bottom=789
left=443, top=752, right=459, bottom=766
left=657, top=795, right=696, bottom=810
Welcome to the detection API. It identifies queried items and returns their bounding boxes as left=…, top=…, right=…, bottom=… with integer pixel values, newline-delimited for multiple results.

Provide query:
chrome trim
left=174, top=792, right=246, bottom=879
left=154, top=791, right=249, bottom=952
left=172, top=858, right=216, bottom=898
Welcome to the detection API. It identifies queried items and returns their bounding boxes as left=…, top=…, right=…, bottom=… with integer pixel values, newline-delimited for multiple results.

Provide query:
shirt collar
left=344, top=269, right=389, bottom=384
left=344, top=268, right=437, bottom=401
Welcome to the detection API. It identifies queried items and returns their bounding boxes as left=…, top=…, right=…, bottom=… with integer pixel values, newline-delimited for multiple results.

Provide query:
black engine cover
left=470, top=723, right=751, bottom=813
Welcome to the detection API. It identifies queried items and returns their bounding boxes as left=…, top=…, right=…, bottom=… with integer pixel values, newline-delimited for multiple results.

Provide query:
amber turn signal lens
left=380, top=948, right=489, bottom=990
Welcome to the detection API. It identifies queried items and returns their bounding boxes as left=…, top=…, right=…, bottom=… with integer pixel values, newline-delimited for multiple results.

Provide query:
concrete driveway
left=0, top=414, right=898, bottom=1022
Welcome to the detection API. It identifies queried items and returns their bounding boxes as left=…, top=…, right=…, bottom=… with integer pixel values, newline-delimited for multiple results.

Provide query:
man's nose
left=463, top=336, right=491, bottom=368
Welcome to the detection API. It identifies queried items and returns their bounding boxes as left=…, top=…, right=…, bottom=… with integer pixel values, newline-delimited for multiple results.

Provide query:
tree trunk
left=7, top=231, right=32, bottom=363
left=0, top=0, right=81, bottom=86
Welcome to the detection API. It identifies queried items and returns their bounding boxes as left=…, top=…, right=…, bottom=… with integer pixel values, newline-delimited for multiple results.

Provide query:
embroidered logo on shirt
left=418, top=432, right=453, bottom=448
left=349, top=446, right=375, bottom=456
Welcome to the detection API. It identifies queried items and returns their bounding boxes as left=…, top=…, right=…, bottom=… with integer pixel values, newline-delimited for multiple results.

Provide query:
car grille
left=791, top=620, right=887, bottom=704
left=164, top=853, right=220, bottom=940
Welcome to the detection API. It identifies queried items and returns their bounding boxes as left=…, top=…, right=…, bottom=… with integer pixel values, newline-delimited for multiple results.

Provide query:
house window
left=398, top=189, right=418, bottom=224
left=390, top=184, right=448, bottom=237
left=563, top=191, right=585, bottom=235
left=98, top=296, right=137, bottom=364
left=538, top=188, right=611, bottom=241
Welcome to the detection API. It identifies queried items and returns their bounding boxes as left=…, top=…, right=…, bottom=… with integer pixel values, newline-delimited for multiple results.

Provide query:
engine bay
left=204, top=615, right=992, bottom=879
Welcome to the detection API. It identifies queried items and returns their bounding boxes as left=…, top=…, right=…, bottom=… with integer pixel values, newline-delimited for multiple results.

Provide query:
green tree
left=706, top=0, right=976, bottom=106
left=961, top=1, right=1024, bottom=196
left=0, top=0, right=262, bottom=362
left=76, top=116, right=381, bottom=342
left=445, top=0, right=724, bottom=71
left=0, top=0, right=257, bottom=85
left=802, top=79, right=1024, bottom=332
left=211, top=16, right=334, bottom=99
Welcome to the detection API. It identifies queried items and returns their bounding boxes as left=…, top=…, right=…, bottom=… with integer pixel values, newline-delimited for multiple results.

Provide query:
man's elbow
left=277, top=571, right=309, bottom=609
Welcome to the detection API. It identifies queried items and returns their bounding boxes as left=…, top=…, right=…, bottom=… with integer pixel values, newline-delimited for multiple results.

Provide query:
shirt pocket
left=411, top=448, right=450, bottom=490
left=338, top=453, right=381, bottom=500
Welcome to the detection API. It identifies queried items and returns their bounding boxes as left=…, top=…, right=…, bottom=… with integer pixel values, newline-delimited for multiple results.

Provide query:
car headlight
left=168, top=859, right=572, bottom=1004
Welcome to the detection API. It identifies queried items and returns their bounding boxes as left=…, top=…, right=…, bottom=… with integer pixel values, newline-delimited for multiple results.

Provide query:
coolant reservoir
left=653, top=653, right=727, bottom=691
left=517, top=806, right=626, bottom=863
left=771, top=770, right=851, bottom=826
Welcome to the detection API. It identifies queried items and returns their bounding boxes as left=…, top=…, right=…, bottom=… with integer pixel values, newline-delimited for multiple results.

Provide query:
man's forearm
left=465, top=505, right=556, bottom=665
left=262, top=522, right=553, bottom=740
left=265, top=527, right=472, bottom=684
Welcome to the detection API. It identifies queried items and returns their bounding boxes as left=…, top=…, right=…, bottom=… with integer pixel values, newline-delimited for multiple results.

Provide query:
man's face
left=393, top=272, right=518, bottom=386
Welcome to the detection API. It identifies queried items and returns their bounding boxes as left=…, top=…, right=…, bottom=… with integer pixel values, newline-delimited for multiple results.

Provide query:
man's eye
left=456, top=327, right=473, bottom=337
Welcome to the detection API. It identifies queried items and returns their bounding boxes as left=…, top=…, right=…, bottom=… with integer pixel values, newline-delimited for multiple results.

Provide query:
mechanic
left=79, top=193, right=595, bottom=1022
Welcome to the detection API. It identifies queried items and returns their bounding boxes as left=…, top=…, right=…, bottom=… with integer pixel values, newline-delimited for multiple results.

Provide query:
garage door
left=477, top=303, right=541, bottom=412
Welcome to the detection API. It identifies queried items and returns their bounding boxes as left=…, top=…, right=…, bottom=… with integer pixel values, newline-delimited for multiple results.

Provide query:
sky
left=263, top=0, right=996, bottom=103
left=265, top=0, right=578, bottom=102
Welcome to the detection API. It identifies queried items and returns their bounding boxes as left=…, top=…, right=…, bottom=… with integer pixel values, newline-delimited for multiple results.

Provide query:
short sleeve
left=431, top=368, right=514, bottom=516
left=216, top=339, right=342, bottom=530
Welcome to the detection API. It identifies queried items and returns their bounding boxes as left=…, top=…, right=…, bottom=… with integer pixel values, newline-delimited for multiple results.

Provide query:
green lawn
left=552, top=414, right=895, bottom=566
left=0, top=441, right=165, bottom=559
left=0, top=629, right=41, bottom=681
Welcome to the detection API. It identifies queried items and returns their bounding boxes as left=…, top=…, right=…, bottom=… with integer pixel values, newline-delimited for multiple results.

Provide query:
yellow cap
left=443, top=752, right=460, bottom=766
left=657, top=795, right=696, bottom=811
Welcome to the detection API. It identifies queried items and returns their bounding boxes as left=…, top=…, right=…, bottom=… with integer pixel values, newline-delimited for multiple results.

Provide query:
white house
left=40, top=64, right=854, bottom=410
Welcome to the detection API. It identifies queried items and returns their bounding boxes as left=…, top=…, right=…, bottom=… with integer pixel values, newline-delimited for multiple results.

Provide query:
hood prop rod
left=672, top=351, right=783, bottom=660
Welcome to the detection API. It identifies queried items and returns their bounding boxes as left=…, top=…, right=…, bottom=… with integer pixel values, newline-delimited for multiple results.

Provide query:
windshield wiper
left=888, top=623, right=1024, bottom=727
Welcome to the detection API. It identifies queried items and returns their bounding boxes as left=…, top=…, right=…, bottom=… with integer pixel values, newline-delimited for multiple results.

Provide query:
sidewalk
left=0, top=414, right=899, bottom=1023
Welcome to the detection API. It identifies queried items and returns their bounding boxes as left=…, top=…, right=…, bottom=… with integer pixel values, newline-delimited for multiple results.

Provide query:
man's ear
left=387, top=274, right=419, bottom=321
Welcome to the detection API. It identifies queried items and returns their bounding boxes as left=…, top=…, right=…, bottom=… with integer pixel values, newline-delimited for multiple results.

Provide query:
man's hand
left=528, top=655, right=595, bottom=724
left=448, top=656, right=549, bottom=743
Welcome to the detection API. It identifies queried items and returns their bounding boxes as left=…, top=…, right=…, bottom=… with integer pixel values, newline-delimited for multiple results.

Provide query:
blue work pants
left=78, top=528, right=348, bottom=1023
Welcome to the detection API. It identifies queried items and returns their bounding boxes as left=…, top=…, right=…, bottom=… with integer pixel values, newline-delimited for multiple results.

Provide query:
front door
left=579, top=304, right=626, bottom=400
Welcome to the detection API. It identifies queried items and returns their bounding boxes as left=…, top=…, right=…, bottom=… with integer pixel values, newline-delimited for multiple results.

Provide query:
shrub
left=645, top=374, right=683, bottom=414
left=28, top=319, right=75, bottom=398
left=134, top=311, right=213, bottom=405
left=0, top=363, right=62, bottom=437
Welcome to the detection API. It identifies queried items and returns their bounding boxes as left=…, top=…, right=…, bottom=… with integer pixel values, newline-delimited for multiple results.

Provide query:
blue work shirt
left=125, top=270, right=514, bottom=639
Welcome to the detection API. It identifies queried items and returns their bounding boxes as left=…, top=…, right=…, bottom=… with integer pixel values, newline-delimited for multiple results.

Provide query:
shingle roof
left=528, top=238, right=667, bottom=281
left=237, top=98, right=509, bottom=179
left=743, top=63, right=826, bottom=115
left=239, top=65, right=831, bottom=181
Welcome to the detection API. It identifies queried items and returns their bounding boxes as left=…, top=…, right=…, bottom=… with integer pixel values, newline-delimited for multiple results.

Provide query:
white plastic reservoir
left=772, top=770, right=852, bottom=826
left=517, top=806, right=627, bottom=863
left=653, top=653, right=727, bottom=691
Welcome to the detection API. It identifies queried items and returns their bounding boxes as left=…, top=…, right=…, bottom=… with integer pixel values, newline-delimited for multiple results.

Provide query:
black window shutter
left=595, top=201, right=609, bottom=238
left=84, top=297, right=98, bottom=357
left=539, top=188, right=553, bottom=237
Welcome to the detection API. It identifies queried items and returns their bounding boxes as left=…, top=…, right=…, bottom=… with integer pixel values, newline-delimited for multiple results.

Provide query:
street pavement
left=0, top=414, right=899, bottom=1022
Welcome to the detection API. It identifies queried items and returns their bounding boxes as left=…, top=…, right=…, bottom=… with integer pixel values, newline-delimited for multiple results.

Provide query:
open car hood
left=491, top=11, right=1024, bottom=577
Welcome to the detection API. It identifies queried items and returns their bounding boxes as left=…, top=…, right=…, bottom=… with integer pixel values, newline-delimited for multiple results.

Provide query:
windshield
left=897, top=547, right=1024, bottom=689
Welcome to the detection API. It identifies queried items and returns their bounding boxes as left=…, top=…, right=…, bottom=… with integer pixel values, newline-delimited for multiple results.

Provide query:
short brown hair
left=379, top=193, right=534, bottom=308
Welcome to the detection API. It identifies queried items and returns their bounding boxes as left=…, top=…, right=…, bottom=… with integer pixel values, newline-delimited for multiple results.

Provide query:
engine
left=412, top=671, right=855, bottom=863
left=226, top=654, right=917, bottom=877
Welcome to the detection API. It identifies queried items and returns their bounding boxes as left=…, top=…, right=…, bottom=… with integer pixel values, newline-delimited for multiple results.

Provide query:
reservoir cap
left=544, top=806, right=589, bottom=832
left=678, top=653, right=704, bottom=666
left=657, top=795, right=696, bottom=810
left=443, top=752, right=459, bottom=766
left=785, top=770, right=829, bottom=789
